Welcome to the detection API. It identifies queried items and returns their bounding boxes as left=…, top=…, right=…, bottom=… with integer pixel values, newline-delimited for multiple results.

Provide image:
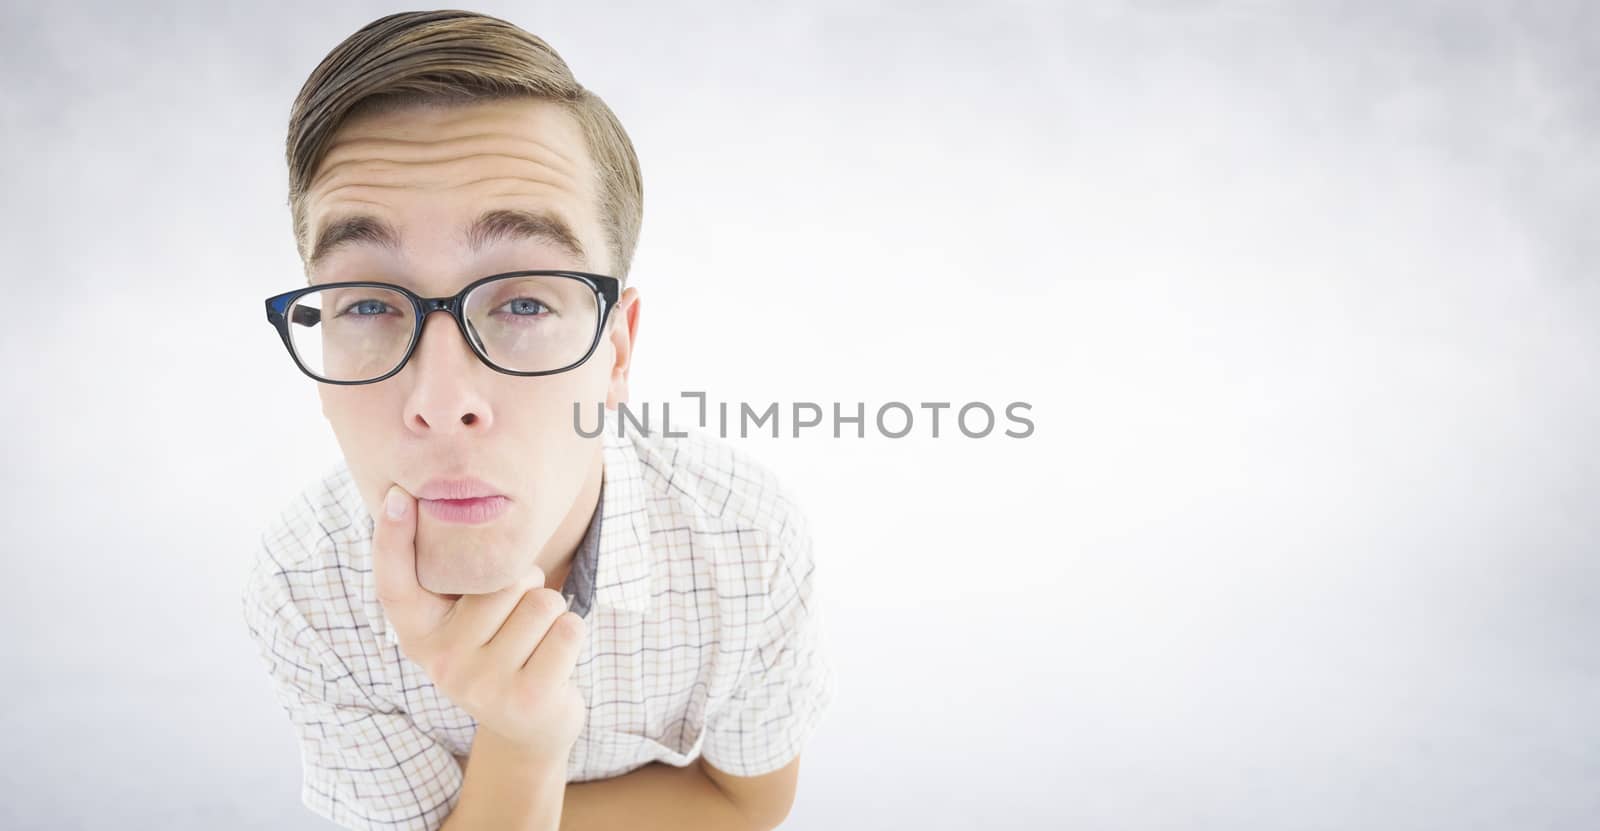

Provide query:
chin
left=414, top=524, right=525, bottom=595
left=417, top=553, right=521, bottom=595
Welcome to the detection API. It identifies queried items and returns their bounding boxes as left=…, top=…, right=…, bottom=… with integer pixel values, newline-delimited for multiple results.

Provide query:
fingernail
left=385, top=486, right=408, bottom=520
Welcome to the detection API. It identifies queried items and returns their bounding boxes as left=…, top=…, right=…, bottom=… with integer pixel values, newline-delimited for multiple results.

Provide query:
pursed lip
left=416, top=476, right=506, bottom=501
left=419, top=494, right=510, bottom=525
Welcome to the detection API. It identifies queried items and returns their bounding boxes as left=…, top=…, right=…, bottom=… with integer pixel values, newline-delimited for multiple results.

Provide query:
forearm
left=559, top=760, right=765, bottom=831
left=442, top=729, right=568, bottom=831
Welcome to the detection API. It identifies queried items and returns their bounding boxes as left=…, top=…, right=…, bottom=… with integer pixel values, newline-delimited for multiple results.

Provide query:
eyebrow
left=307, top=207, right=589, bottom=269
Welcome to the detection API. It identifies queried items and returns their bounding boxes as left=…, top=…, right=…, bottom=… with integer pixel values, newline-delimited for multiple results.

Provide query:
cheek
left=503, top=373, right=609, bottom=480
left=318, top=388, right=398, bottom=490
left=319, top=387, right=388, bottom=434
left=516, top=363, right=612, bottom=422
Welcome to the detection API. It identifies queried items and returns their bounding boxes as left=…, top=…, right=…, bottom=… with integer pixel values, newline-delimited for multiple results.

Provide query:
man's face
left=301, top=98, right=637, bottom=595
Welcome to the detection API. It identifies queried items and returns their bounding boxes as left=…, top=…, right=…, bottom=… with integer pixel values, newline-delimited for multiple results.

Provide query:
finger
left=371, top=484, right=453, bottom=643
left=483, top=587, right=571, bottom=671
left=439, top=564, right=548, bottom=647
left=520, top=606, right=587, bottom=684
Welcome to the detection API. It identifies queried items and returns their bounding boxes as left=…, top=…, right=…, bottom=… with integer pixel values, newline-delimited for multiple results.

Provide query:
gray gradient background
left=2, top=1, right=1596, bottom=829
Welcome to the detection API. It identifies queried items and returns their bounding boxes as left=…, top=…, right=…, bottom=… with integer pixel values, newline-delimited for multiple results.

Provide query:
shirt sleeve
left=241, top=541, right=464, bottom=830
left=699, top=496, right=839, bottom=777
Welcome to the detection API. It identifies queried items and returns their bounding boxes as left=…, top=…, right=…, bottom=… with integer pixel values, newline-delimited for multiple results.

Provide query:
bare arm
left=559, top=755, right=800, bottom=831
left=440, top=747, right=798, bottom=831
left=441, top=729, right=568, bottom=831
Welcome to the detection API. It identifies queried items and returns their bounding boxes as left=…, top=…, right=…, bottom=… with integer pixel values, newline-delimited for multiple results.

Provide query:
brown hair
left=286, top=10, right=643, bottom=281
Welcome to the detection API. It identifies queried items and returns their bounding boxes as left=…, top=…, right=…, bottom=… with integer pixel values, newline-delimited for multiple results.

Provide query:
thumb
left=372, top=484, right=452, bottom=642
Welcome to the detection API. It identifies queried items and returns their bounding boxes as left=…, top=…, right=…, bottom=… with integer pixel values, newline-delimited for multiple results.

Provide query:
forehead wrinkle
left=312, top=174, right=583, bottom=208
left=309, top=135, right=584, bottom=192
left=310, top=159, right=583, bottom=199
left=322, top=131, right=579, bottom=166
left=310, top=147, right=579, bottom=179
left=316, top=196, right=391, bottom=210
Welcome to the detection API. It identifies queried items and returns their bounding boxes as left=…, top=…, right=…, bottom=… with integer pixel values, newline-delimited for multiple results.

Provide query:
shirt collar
left=590, top=421, right=655, bottom=615
left=369, top=422, right=654, bottom=651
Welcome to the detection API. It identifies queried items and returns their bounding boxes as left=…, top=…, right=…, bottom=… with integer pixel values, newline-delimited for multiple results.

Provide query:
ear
left=605, top=287, right=641, bottom=410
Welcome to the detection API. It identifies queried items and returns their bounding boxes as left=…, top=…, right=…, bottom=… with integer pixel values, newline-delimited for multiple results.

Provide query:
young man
left=241, top=11, right=836, bottom=830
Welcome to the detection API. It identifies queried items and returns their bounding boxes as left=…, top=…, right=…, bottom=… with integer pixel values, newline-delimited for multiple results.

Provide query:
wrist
left=471, top=726, right=569, bottom=783
left=448, top=728, right=569, bottom=831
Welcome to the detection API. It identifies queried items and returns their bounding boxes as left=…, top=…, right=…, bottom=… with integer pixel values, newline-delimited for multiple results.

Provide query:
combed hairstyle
left=285, top=10, right=643, bottom=281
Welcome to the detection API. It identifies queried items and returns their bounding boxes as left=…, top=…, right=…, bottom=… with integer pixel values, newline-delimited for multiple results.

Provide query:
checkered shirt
left=240, top=419, right=838, bottom=829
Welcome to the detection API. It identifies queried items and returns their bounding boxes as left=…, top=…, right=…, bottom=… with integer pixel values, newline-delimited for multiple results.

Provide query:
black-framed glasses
left=264, top=270, right=621, bottom=385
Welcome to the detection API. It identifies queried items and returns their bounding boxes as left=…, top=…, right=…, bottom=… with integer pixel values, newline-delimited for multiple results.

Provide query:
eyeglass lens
left=284, top=275, right=601, bottom=381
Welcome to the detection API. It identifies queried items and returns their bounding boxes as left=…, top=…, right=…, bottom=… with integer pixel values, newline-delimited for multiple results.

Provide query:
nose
left=401, top=310, right=494, bottom=433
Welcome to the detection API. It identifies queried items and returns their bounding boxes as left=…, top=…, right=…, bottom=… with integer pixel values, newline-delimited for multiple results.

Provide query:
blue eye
left=501, top=298, right=551, bottom=317
left=340, top=299, right=394, bottom=317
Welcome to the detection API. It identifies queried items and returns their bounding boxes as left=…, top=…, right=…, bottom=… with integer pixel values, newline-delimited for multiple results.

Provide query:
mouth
left=415, top=476, right=510, bottom=525
left=419, top=495, right=511, bottom=525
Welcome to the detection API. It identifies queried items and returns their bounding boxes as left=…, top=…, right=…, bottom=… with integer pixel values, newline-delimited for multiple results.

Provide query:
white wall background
left=1, top=1, right=1596, bottom=828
